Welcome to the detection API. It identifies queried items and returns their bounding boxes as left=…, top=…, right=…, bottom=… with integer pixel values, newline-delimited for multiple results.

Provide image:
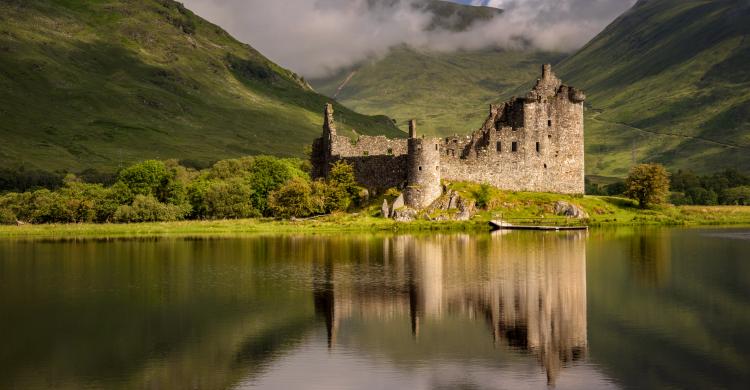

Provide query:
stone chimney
left=409, top=119, right=417, bottom=139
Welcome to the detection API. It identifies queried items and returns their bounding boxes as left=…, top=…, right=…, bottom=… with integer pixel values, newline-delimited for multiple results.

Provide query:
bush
left=203, top=178, right=259, bottom=219
left=473, top=184, right=492, bottom=210
left=722, top=186, right=750, bottom=205
left=269, top=178, right=314, bottom=218
left=685, top=187, right=718, bottom=205
left=117, top=160, right=170, bottom=198
left=113, top=195, right=190, bottom=223
left=625, top=164, right=671, bottom=208
left=0, top=208, right=16, bottom=225
left=247, top=156, right=306, bottom=214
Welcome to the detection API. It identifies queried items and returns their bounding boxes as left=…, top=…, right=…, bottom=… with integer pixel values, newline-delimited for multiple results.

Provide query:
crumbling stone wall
left=440, top=65, right=585, bottom=194
left=312, top=104, right=409, bottom=191
left=311, top=64, right=585, bottom=207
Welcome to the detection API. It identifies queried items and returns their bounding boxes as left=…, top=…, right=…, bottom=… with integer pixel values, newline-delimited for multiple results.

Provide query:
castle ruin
left=311, top=64, right=585, bottom=209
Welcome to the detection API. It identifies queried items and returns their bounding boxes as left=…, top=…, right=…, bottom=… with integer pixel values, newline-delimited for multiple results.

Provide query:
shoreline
left=2, top=208, right=749, bottom=239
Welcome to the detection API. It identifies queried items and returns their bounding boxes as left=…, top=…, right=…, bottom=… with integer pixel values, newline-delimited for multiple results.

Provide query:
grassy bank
left=1, top=189, right=749, bottom=238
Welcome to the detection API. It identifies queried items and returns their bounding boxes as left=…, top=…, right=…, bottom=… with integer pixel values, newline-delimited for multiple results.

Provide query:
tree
left=625, top=163, right=670, bottom=209
left=269, top=178, right=314, bottom=218
left=723, top=186, right=750, bottom=205
left=117, top=160, right=170, bottom=198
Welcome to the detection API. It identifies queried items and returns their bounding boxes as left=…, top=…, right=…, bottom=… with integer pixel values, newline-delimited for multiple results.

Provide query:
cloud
left=180, top=0, right=636, bottom=78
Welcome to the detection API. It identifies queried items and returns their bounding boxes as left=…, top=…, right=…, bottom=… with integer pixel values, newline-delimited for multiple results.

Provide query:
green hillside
left=311, top=47, right=562, bottom=136
left=311, top=0, right=560, bottom=137
left=557, top=0, right=750, bottom=176
left=0, top=0, right=402, bottom=171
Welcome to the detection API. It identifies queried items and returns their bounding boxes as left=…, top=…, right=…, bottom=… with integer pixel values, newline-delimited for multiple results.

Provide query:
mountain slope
left=557, top=0, right=750, bottom=176
left=0, top=0, right=402, bottom=171
left=311, top=46, right=562, bottom=136
left=310, top=1, right=560, bottom=136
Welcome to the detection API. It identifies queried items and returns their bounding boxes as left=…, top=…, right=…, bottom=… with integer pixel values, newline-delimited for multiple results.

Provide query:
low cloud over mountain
left=182, top=0, right=636, bottom=78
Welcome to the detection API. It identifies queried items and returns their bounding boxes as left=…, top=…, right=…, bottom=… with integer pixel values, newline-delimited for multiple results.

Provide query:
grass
left=2, top=184, right=748, bottom=238
left=0, top=0, right=403, bottom=172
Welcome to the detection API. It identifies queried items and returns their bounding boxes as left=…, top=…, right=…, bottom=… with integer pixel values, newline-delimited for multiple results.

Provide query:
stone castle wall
left=311, top=65, right=586, bottom=207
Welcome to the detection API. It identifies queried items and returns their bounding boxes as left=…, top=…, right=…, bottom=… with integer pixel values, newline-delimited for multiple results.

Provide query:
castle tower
left=405, top=120, right=442, bottom=209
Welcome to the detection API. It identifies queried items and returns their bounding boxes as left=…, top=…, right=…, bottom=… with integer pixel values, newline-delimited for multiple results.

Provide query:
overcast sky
left=181, top=0, right=636, bottom=78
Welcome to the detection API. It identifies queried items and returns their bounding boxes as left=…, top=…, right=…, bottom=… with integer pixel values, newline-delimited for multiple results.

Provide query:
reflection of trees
left=311, top=232, right=589, bottom=385
left=629, top=233, right=671, bottom=286
left=0, top=237, right=317, bottom=390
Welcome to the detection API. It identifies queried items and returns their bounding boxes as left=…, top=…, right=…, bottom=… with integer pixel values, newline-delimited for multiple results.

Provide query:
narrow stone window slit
left=496, top=141, right=502, bottom=152
left=536, top=142, right=541, bottom=153
left=512, top=142, right=518, bottom=152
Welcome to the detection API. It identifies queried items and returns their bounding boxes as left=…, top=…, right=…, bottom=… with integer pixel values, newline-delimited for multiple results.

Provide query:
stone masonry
left=311, top=64, right=586, bottom=209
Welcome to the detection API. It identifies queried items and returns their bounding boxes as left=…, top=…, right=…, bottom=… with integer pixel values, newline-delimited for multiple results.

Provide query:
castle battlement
left=311, top=64, right=585, bottom=209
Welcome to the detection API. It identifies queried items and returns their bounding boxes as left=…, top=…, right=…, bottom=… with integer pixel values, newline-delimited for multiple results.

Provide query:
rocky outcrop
left=381, top=189, right=476, bottom=222
left=554, top=201, right=589, bottom=219
left=425, top=189, right=477, bottom=221
left=389, top=194, right=405, bottom=217
left=392, top=207, right=418, bottom=222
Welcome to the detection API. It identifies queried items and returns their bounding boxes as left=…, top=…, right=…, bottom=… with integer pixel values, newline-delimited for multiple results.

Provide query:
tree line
left=0, top=157, right=364, bottom=225
left=587, top=167, right=750, bottom=206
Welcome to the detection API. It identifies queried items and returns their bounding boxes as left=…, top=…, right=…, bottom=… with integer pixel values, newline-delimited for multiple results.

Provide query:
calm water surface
left=1, top=228, right=749, bottom=389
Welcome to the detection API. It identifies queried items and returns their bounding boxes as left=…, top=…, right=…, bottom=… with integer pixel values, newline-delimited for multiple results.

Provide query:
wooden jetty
left=489, top=220, right=588, bottom=231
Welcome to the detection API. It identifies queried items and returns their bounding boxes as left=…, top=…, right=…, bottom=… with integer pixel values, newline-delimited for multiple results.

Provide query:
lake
left=1, top=228, right=748, bottom=389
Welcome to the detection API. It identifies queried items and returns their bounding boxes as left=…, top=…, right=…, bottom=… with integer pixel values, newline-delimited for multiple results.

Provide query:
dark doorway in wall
left=512, top=142, right=518, bottom=152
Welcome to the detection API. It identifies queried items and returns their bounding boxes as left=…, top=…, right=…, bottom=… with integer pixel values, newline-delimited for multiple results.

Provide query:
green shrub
left=269, top=178, right=314, bottom=218
left=0, top=208, right=16, bottom=225
left=247, top=156, right=307, bottom=214
left=473, top=184, right=492, bottom=210
left=113, top=195, right=190, bottom=223
left=203, top=178, right=259, bottom=219
left=723, top=186, right=750, bottom=205
left=117, top=160, right=170, bottom=198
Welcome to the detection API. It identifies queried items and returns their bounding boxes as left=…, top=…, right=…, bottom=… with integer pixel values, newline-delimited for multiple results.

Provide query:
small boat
left=489, top=220, right=588, bottom=231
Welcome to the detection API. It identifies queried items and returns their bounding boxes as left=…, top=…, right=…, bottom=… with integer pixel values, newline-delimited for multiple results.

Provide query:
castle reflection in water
left=313, top=232, right=588, bottom=385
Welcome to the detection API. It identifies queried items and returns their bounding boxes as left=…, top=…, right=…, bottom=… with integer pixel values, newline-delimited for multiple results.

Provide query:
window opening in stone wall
left=544, top=163, right=548, bottom=169
left=536, top=142, right=540, bottom=153
left=436, top=166, right=439, bottom=171
left=512, top=142, right=518, bottom=152
left=419, top=166, right=422, bottom=171
left=435, top=144, right=438, bottom=151
left=548, top=120, right=552, bottom=127
left=496, top=141, right=502, bottom=152
left=387, top=148, right=393, bottom=155
left=548, top=134, right=552, bottom=139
